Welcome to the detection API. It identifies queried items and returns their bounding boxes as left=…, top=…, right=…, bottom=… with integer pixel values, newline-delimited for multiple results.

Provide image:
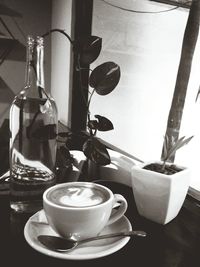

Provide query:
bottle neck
left=24, top=36, right=45, bottom=93
left=36, top=39, right=45, bottom=89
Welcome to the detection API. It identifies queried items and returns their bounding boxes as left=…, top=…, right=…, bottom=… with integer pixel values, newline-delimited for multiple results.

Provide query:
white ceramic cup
left=43, top=182, right=128, bottom=240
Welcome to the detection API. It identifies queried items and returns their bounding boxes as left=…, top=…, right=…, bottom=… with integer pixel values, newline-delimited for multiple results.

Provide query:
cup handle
left=107, top=194, right=128, bottom=225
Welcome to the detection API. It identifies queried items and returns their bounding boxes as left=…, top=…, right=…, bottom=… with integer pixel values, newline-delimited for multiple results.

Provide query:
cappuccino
left=43, top=182, right=127, bottom=239
left=46, top=184, right=109, bottom=208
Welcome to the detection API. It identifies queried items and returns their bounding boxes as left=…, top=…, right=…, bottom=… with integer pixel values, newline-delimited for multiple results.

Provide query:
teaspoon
left=38, top=230, right=146, bottom=252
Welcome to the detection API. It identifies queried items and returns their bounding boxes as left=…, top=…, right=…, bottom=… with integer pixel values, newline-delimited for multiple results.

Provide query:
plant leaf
left=89, top=61, right=120, bottom=95
left=95, top=115, right=114, bottom=131
left=164, top=136, right=193, bottom=162
left=162, top=135, right=169, bottom=160
left=82, top=137, right=111, bottom=165
left=88, top=120, right=98, bottom=130
left=56, top=146, right=72, bottom=168
left=74, top=36, right=102, bottom=65
left=57, top=132, right=71, bottom=138
left=166, top=136, right=186, bottom=160
left=195, top=84, right=200, bottom=102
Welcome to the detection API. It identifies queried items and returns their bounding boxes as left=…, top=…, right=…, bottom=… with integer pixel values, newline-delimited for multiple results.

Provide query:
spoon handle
left=78, top=230, right=146, bottom=245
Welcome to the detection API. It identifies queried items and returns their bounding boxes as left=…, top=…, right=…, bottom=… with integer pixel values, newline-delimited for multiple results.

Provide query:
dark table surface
left=1, top=180, right=200, bottom=267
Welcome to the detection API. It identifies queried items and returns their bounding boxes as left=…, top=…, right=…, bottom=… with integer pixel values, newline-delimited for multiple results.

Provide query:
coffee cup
left=43, top=182, right=128, bottom=240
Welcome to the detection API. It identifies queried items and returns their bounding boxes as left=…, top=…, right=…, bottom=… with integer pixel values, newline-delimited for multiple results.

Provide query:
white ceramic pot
left=131, top=161, right=190, bottom=224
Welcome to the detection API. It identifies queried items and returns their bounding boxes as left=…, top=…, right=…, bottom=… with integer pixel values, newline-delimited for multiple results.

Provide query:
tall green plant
left=73, top=36, right=120, bottom=166
left=162, top=135, right=193, bottom=171
left=43, top=30, right=121, bottom=166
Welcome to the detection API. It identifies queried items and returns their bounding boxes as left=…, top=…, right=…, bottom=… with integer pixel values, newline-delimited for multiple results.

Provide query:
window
left=90, top=0, right=200, bottom=196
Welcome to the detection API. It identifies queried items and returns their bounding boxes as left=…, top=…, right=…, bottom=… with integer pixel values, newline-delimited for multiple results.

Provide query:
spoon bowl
left=38, top=230, right=146, bottom=252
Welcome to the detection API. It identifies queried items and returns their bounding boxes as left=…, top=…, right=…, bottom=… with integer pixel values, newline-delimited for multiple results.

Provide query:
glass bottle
left=9, top=36, right=58, bottom=213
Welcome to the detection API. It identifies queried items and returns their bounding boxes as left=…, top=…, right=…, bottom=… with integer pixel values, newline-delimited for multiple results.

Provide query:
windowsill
left=58, top=124, right=200, bottom=202
left=102, top=144, right=200, bottom=203
left=188, top=186, right=200, bottom=201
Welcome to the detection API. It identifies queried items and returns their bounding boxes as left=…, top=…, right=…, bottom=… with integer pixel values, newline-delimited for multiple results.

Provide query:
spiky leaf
left=163, top=135, right=193, bottom=162
left=89, top=62, right=120, bottom=95
left=83, top=137, right=110, bottom=165
left=162, top=134, right=169, bottom=160
left=195, top=84, right=200, bottom=102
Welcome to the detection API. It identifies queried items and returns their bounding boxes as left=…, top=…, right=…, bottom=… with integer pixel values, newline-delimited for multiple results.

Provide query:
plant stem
left=88, top=89, right=95, bottom=105
left=76, top=55, right=89, bottom=107
left=161, top=160, right=166, bottom=172
left=87, top=88, right=96, bottom=136
left=87, top=88, right=95, bottom=114
left=42, top=28, right=91, bottom=134
left=42, top=29, right=73, bottom=45
left=42, top=28, right=94, bottom=135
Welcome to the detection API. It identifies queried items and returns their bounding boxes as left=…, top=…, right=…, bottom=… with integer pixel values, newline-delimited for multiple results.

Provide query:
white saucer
left=24, top=209, right=132, bottom=260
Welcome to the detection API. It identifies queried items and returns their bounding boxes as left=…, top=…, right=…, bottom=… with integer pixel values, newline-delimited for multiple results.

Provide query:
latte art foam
left=47, top=185, right=109, bottom=207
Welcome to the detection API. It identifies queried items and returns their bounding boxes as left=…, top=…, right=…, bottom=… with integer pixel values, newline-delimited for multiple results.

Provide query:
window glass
left=91, top=0, right=200, bottom=192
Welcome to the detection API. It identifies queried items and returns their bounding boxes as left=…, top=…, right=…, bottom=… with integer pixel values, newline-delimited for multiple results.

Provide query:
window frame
left=149, top=0, right=191, bottom=9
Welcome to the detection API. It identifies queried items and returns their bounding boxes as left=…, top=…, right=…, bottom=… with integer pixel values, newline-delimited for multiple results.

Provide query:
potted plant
left=131, top=1, right=199, bottom=225
left=43, top=30, right=120, bottom=181
left=131, top=135, right=193, bottom=224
